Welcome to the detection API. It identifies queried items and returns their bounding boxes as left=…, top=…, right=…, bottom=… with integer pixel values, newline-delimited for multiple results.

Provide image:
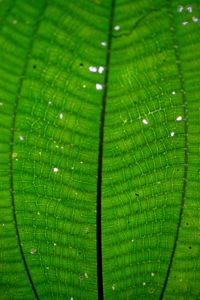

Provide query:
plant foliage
left=0, top=0, right=200, bottom=299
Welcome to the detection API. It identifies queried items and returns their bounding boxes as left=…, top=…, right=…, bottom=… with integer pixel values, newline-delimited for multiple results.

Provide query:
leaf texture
left=0, top=0, right=200, bottom=299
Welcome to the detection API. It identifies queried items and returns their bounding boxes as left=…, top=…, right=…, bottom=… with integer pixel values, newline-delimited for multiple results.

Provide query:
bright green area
left=0, top=0, right=199, bottom=299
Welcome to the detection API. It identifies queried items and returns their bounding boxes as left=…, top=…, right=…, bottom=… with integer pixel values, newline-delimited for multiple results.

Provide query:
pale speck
left=142, top=282, right=146, bottom=286
left=84, top=273, right=88, bottom=279
left=46, top=266, right=49, bottom=270
left=0, top=102, right=3, bottom=106
left=101, top=41, right=107, bottom=46
left=83, top=84, right=86, bottom=88
left=98, top=66, right=104, bottom=74
left=12, top=19, right=18, bottom=24
left=53, top=167, right=59, bottom=172
left=112, top=284, right=116, bottom=291
left=192, top=16, right=198, bottom=22
left=131, top=239, right=134, bottom=242
left=53, top=243, right=57, bottom=246
left=80, top=161, right=84, bottom=164
left=182, top=21, right=188, bottom=26
left=19, top=135, right=24, bottom=141
left=177, top=5, right=184, bottom=12
left=71, top=166, right=74, bottom=170
left=84, top=227, right=89, bottom=234
left=151, top=272, right=155, bottom=277
left=37, top=211, right=40, bottom=215
left=142, top=119, right=148, bottom=125
left=70, top=298, right=74, bottom=300
left=38, top=151, right=42, bottom=155
left=186, top=5, right=192, bottom=13
left=30, top=248, right=37, bottom=255
left=2, top=223, right=5, bottom=227
left=59, top=113, right=63, bottom=120
left=172, top=90, right=176, bottom=95
left=89, top=66, right=97, bottom=73
left=48, top=101, right=52, bottom=105
left=114, top=25, right=120, bottom=31
left=12, top=152, right=18, bottom=158
left=170, top=132, right=175, bottom=137
left=176, top=116, right=182, bottom=121
left=96, top=83, right=103, bottom=90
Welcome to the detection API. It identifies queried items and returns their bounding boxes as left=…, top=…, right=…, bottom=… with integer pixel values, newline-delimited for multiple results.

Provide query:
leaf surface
left=0, top=0, right=200, bottom=299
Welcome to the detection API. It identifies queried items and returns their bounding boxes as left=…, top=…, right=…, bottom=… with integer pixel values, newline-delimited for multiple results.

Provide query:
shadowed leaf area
left=0, top=0, right=199, bottom=299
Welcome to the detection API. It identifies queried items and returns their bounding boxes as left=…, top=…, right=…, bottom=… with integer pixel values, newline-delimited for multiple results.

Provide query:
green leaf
left=0, top=0, right=200, bottom=299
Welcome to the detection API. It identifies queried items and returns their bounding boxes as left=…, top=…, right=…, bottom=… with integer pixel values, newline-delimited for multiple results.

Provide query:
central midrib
left=96, top=0, right=116, bottom=299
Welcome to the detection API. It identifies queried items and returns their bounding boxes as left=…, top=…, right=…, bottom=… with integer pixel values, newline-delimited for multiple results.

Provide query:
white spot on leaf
left=89, top=66, right=97, bottom=73
left=96, top=83, right=103, bottom=90
left=176, top=116, right=182, bottom=121
left=142, top=119, right=148, bottom=125
left=192, top=16, right=198, bottom=22
left=98, top=66, right=104, bottom=74
left=177, top=5, right=184, bottom=12
left=114, top=25, right=120, bottom=31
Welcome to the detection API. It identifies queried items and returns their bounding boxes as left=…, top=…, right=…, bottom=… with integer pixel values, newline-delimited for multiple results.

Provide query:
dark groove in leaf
left=9, top=2, right=48, bottom=300
left=159, top=1, right=189, bottom=298
left=96, top=0, right=116, bottom=299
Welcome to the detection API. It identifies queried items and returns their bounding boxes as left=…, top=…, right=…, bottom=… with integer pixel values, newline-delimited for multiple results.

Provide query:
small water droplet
left=96, top=83, right=103, bottom=90
left=176, top=116, right=182, bottom=121
left=30, top=248, right=37, bottom=255
left=98, top=66, right=104, bottom=74
left=170, top=132, right=175, bottom=137
left=19, top=135, right=24, bottom=141
left=172, top=90, right=176, bottom=95
left=101, top=41, right=107, bottom=46
left=53, top=167, right=59, bottom=172
left=177, top=5, right=184, bottom=12
left=59, top=113, right=63, bottom=120
left=89, top=66, right=97, bottom=73
left=142, top=119, right=148, bottom=125
left=186, top=5, right=192, bottom=13
left=182, top=21, right=188, bottom=26
left=114, top=25, right=120, bottom=31
left=192, top=16, right=198, bottom=22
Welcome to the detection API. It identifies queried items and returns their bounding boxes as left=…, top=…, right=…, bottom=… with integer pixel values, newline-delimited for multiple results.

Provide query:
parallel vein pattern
left=0, top=0, right=199, bottom=299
